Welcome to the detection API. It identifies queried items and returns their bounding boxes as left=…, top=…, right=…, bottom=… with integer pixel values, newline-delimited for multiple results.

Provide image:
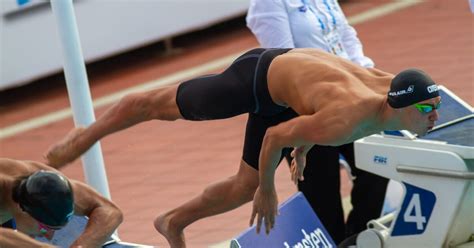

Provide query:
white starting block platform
left=354, top=86, right=474, bottom=248
left=231, top=192, right=336, bottom=248
left=35, top=215, right=152, bottom=248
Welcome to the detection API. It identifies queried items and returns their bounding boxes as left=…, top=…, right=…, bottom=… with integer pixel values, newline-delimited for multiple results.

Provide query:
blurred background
left=1, top=0, right=473, bottom=247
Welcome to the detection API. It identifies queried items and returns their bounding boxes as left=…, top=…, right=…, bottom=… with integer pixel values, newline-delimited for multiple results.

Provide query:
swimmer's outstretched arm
left=250, top=112, right=345, bottom=235
left=70, top=180, right=123, bottom=247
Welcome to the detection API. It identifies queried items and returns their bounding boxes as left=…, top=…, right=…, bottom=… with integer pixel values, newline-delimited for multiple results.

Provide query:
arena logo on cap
left=427, top=85, right=439, bottom=94
left=389, top=85, right=414, bottom=97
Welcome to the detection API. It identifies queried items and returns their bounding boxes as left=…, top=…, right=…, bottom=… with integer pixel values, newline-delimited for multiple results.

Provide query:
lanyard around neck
left=301, top=0, right=337, bottom=33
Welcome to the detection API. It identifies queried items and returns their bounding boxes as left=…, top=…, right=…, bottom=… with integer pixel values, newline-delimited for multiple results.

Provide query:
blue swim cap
left=387, top=68, right=439, bottom=108
left=15, top=170, right=74, bottom=227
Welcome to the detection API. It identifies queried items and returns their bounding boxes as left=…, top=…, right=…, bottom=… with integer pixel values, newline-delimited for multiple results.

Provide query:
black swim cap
left=387, top=68, right=439, bottom=108
left=16, top=170, right=74, bottom=227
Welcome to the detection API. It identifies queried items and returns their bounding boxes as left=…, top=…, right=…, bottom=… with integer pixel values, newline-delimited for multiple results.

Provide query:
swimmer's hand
left=250, top=186, right=278, bottom=235
left=290, top=146, right=307, bottom=185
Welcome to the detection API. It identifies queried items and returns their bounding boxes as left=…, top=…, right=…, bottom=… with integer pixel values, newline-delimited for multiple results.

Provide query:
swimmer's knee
left=143, top=86, right=182, bottom=121
left=117, top=93, right=154, bottom=121
left=238, top=159, right=259, bottom=180
left=234, top=160, right=259, bottom=194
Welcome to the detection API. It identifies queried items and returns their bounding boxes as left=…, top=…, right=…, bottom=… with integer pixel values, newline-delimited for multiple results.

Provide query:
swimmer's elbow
left=262, top=128, right=286, bottom=150
left=306, top=122, right=348, bottom=146
left=101, top=202, right=124, bottom=228
left=111, top=206, right=124, bottom=226
left=264, top=125, right=309, bottom=149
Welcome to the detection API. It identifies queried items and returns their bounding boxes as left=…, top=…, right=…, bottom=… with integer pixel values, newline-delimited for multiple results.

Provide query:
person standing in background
left=246, top=0, right=389, bottom=243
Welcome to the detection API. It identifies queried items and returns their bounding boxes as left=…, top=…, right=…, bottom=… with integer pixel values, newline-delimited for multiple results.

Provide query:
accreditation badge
left=323, top=29, right=349, bottom=59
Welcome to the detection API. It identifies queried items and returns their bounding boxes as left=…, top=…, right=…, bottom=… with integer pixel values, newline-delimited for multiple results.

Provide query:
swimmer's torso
left=268, top=48, right=393, bottom=115
left=267, top=49, right=395, bottom=145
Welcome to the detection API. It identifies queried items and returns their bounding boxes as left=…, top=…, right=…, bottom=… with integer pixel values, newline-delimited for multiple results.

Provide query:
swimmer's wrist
left=258, top=181, right=275, bottom=192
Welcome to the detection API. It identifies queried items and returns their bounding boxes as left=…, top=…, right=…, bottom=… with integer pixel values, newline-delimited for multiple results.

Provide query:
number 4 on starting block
left=392, top=182, right=436, bottom=236
left=231, top=192, right=336, bottom=248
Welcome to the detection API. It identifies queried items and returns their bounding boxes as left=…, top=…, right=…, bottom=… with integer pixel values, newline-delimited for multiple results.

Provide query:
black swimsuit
left=176, top=48, right=298, bottom=169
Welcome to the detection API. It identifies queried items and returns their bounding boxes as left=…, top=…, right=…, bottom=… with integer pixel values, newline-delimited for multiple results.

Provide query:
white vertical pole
left=50, top=0, right=111, bottom=200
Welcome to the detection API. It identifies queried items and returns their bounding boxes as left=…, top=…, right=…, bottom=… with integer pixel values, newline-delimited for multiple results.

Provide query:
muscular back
left=0, top=159, right=49, bottom=178
left=267, top=48, right=393, bottom=116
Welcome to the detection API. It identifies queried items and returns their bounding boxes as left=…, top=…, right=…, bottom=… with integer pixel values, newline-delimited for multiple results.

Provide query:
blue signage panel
left=391, top=182, right=436, bottom=236
left=231, top=192, right=336, bottom=248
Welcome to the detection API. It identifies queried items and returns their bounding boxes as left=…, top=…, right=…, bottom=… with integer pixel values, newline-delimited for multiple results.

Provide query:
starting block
left=354, top=86, right=474, bottom=247
left=231, top=192, right=336, bottom=248
left=35, top=215, right=152, bottom=248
